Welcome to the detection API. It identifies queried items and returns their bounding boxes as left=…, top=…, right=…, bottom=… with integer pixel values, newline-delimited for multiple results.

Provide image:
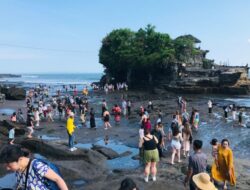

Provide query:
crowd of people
left=0, top=85, right=239, bottom=190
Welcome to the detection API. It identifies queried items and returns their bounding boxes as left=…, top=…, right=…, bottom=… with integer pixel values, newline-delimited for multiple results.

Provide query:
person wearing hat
left=193, top=173, right=217, bottom=190
left=66, top=112, right=77, bottom=151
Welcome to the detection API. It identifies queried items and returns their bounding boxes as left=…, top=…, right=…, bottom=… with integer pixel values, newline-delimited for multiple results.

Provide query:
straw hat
left=192, top=173, right=217, bottom=190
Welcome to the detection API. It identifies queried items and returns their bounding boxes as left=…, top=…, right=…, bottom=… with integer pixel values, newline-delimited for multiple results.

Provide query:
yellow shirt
left=66, top=117, right=76, bottom=135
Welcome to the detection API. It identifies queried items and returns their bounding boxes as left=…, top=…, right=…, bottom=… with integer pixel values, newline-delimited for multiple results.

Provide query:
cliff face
left=159, top=65, right=250, bottom=95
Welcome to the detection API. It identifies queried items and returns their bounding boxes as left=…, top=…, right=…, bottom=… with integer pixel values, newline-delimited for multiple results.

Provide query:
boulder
left=0, top=87, right=26, bottom=100
left=20, top=138, right=106, bottom=166
left=0, top=120, right=26, bottom=136
left=92, top=145, right=119, bottom=159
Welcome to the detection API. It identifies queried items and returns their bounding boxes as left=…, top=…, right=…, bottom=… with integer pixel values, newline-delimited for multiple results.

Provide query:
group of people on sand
left=1, top=83, right=239, bottom=190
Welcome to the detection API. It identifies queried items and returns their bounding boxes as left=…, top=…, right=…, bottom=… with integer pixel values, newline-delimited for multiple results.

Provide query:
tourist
left=208, top=100, right=213, bottom=114
left=193, top=109, right=200, bottom=130
left=34, top=108, right=40, bottom=127
left=170, top=122, right=183, bottom=164
left=182, top=123, right=192, bottom=158
left=184, top=140, right=207, bottom=190
left=147, top=100, right=153, bottom=111
left=17, top=108, right=25, bottom=123
left=8, top=126, right=15, bottom=145
left=90, top=107, right=96, bottom=128
left=182, top=109, right=189, bottom=125
left=139, top=125, right=144, bottom=163
left=10, top=112, right=17, bottom=123
left=113, top=104, right=121, bottom=125
left=192, top=173, right=217, bottom=190
left=66, top=112, right=77, bottom=151
left=143, top=118, right=152, bottom=131
left=238, top=110, right=243, bottom=126
left=122, top=99, right=127, bottom=116
left=157, top=122, right=166, bottom=150
left=119, top=177, right=138, bottom=190
left=223, top=106, right=229, bottom=120
left=103, top=108, right=112, bottom=129
left=181, top=98, right=187, bottom=113
left=139, top=129, right=159, bottom=182
left=102, top=99, right=107, bottom=116
left=127, top=100, right=131, bottom=116
left=211, top=139, right=236, bottom=189
left=231, top=106, right=236, bottom=121
left=151, top=123, right=163, bottom=158
left=0, top=145, right=69, bottom=190
left=210, top=138, right=218, bottom=161
left=26, top=110, right=34, bottom=138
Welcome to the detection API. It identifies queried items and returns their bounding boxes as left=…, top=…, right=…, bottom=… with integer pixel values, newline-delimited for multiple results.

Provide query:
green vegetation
left=99, top=25, right=209, bottom=86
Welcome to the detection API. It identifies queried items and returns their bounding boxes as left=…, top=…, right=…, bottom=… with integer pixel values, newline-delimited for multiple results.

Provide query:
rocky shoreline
left=0, top=90, right=250, bottom=190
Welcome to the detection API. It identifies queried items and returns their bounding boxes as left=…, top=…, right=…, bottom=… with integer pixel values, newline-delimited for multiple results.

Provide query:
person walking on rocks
left=103, top=108, right=112, bottom=130
left=184, top=140, right=207, bottom=190
left=139, top=129, right=159, bottom=182
left=90, top=107, right=96, bottom=128
left=66, top=112, right=77, bottom=151
left=208, top=100, right=213, bottom=114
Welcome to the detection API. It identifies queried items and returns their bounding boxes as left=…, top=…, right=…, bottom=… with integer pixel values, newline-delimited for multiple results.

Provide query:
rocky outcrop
left=160, top=65, right=250, bottom=95
left=20, top=138, right=106, bottom=166
left=0, top=74, right=21, bottom=78
left=92, top=145, right=119, bottom=159
left=0, top=86, right=26, bottom=100
left=0, top=120, right=26, bottom=136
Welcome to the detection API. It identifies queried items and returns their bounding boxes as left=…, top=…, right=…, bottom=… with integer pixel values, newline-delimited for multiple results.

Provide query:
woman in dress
left=211, top=139, right=236, bottom=189
left=182, top=122, right=192, bottom=157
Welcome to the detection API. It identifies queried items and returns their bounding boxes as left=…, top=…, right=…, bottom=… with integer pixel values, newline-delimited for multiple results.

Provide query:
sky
left=0, top=0, right=250, bottom=74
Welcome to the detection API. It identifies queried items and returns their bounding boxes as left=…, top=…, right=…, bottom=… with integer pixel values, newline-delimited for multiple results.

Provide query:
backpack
left=33, top=159, right=62, bottom=190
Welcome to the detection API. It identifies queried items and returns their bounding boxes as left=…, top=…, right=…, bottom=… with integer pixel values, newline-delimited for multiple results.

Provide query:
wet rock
left=20, top=138, right=106, bottom=166
left=92, top=145, right=119, bottom=159
left=119, top=151, right=132, bottom=157
left=1, top=87, right=26, bottom=100
left=0, top=120, right=26, bottom=136
left=131, top=154, right=140, bottom=160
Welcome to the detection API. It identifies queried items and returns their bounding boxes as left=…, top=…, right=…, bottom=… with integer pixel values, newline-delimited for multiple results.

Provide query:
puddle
left=0, top=108, right=15, bottom=116
left=73, top=179, right=86, bottom=186
left=0, top=173, right=15, bottom=189
left=39, top=135, right=60, bottom=141
left=76, top=140, right=140, bottom=170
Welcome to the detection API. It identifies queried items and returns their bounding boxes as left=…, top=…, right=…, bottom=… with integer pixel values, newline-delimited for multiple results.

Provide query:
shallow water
left=193, top=115, right=250, bottom=159
left=76, top=140, right=140, bottom=170
left=0, top=173, right=15, bottom=189
left=0, top=109, right=15, bottom=116
left=39, top=135, right=61, bottom=141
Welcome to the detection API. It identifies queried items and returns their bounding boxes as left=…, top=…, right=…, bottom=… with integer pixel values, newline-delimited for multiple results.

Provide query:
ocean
left=0, top=73, right=102, bottom=91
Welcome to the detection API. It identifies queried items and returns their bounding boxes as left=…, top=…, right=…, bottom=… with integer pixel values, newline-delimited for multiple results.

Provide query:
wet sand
left=0, top=90, right=250, bottom=190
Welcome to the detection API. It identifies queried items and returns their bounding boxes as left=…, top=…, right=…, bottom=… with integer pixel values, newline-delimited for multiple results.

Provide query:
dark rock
left=92, top=145, right=119, bottom=159
left=1, top=87, right=26, bottom=100
left=20, top=138, right=106, bottom=166
left=0, top=120, right=26, bottom=136
left=119, top=151, right=132, bottom=157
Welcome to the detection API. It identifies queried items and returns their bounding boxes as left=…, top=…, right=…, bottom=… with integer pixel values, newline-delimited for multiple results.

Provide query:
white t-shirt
left=208, top=101, right=212, bottom=108
left=9, top=128, right=15, bottom=139
left=139, top=129, right=144, bottom=139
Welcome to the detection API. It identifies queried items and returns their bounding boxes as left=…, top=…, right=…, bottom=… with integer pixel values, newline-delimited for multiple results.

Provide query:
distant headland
left=0, top=74, right=21, bottom=78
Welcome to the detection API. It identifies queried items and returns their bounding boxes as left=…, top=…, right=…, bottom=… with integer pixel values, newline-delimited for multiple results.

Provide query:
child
left=8, top=126, right=15, bottom=144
